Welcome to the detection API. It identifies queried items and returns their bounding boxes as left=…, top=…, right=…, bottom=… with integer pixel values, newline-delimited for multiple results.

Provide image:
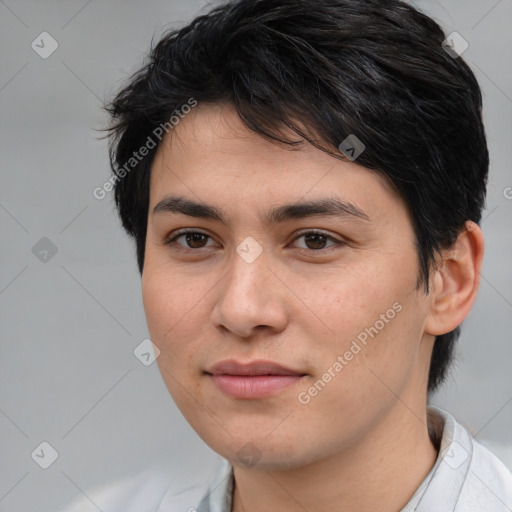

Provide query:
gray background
left=1, top=1, right=511, bottom=510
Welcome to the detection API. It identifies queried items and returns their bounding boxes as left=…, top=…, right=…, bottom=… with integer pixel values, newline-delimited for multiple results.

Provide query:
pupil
left=187, top=233, right=207, bottom=248
left=306, top=234, right=326, bottom=249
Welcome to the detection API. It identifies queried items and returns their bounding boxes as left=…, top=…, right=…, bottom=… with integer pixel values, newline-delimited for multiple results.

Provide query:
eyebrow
left=152, top=195, right=370, bottom=224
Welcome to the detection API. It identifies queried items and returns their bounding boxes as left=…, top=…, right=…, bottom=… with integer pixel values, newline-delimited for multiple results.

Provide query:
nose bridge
left=223, top=248, right=272, bottom=309
left=211, top=245, right=287, bottom=337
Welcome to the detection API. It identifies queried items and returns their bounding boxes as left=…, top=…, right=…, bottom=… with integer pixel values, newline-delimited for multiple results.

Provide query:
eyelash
left=163, top=229, right=345, bottom=253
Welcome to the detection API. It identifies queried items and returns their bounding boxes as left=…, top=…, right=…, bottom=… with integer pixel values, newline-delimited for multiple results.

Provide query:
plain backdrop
left=1, top=1, right=511, bottom=510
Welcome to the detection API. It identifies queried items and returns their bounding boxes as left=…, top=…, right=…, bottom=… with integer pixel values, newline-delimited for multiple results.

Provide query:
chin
left=205, top=436, right=320, bottom=472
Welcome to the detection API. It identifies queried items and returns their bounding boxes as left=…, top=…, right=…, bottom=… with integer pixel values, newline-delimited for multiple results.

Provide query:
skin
left=142, top=102, right=484, bottom=512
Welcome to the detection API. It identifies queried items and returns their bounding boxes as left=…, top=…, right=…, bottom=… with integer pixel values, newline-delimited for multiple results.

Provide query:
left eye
left=167, top=231, right=215, bottom=249
left=292, top=232, right=341, bottom=251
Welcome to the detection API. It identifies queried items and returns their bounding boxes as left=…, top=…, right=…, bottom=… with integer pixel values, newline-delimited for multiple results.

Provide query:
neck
left=231, top=403, right=439, bottom=512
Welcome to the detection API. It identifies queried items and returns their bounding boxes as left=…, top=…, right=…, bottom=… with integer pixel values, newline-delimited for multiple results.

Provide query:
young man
left=64, top=0, right=512, bottom=510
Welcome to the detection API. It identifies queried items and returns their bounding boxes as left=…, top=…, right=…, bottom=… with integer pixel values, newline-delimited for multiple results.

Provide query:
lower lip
left=208, top=374, right=304, bottom=399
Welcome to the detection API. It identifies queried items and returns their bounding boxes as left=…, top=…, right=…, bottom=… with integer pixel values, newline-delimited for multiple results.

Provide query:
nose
left=210, top=250, right=288, bottom=339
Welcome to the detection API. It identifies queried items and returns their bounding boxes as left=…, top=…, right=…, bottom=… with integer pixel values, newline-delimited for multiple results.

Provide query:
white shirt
left=59, top=406, right=512, bottom=512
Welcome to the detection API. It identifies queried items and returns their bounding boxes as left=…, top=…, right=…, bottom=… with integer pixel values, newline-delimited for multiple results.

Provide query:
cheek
left=142, top=267, right=206, bottom=407
left=142, top=265, right=200, bottom=366
left=301, top=255, right=422, bottom=385
left=291, top=263, right=395, bottom=337
left=142, top=260, right=203, bottom=335
left=142, top=268, right=172, bottom=341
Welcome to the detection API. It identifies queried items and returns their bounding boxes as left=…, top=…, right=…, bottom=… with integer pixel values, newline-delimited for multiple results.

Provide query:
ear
left=425, top=221, right=485, bottom=336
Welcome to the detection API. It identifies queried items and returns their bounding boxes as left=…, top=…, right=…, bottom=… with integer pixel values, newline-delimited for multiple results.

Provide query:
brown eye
left=304, top=233, right=328, bottom=250
left=184, top=232, right=209, bottom=248
left=293, top=231, right=342, bottom=251
left=164, top=231, right=215, bottom=249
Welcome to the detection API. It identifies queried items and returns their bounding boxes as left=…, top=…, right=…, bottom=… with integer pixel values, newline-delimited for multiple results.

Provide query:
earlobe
left=424, top=221, right=485, bottom=336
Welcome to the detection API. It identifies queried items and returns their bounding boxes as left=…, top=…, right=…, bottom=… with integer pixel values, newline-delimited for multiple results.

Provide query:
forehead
left=148, top=102, right=403, bottom=219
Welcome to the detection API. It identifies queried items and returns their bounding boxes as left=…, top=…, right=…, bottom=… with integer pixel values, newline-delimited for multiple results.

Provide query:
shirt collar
left=413, top=405, right=473, bottom=511
left=195, top=457, right=234, bottom=512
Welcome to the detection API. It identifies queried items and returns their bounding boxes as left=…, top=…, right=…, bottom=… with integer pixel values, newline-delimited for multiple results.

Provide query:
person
left=62, top=0, right=512, bottom=510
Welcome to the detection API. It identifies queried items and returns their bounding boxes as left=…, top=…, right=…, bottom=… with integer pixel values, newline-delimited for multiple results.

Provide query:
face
left=142, top=103, right=435, bottom=470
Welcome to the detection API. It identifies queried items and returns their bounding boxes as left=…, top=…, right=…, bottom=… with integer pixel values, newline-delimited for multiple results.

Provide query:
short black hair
left=106, top=0, right=489, bottom=394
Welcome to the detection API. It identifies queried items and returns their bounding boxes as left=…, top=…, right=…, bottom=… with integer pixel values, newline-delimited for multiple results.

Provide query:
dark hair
left=106, top=0, right=488, bottom=393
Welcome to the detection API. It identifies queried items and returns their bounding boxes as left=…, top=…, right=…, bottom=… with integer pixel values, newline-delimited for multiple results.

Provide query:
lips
left=206, top=359, right=305, bottom=376
left=205, top=359, right=306, bottom=399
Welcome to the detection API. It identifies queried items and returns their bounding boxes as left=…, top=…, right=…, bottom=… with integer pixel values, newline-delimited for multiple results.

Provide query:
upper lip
left=206, top=359, right=305, bottom=376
